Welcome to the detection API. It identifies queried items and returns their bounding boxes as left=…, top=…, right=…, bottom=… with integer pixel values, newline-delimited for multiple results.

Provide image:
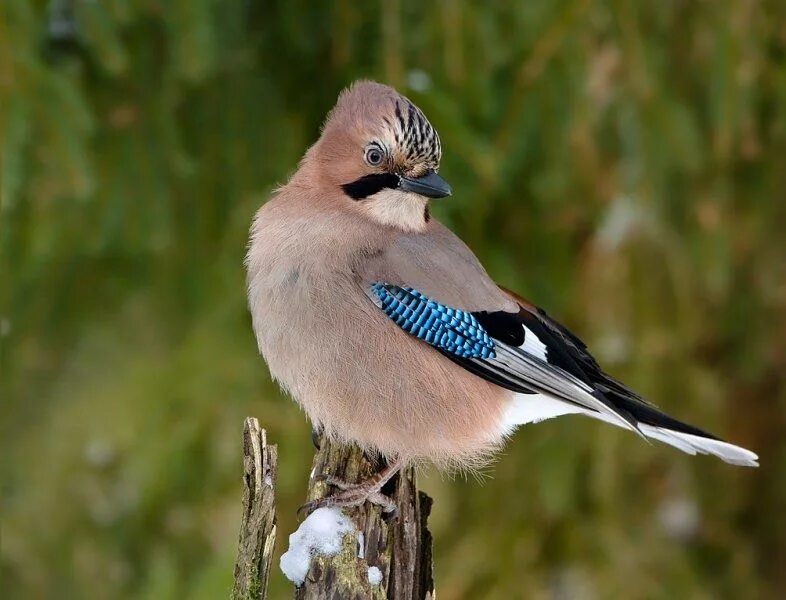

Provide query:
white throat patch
left=360, top=189, right=429, bottom=232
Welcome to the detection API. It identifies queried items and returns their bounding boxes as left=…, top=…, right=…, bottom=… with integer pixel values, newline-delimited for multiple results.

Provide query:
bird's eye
left=365, top=146, right=384, bottom=166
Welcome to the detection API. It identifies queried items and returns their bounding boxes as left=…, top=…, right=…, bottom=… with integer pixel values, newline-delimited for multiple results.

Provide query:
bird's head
left=307, top=80, right=451, bottom=232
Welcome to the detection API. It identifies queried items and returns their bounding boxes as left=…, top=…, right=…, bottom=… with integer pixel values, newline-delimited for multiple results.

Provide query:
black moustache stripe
left=342, top=173, right=400, bottom=200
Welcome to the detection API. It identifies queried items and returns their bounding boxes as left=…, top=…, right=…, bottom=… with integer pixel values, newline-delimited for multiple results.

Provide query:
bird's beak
left=398, top=170, right=452, bottom=199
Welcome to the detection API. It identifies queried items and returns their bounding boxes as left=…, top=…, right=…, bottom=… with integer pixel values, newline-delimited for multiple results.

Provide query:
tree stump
left=232, top=418, right=278, bottom=600
left=295, top=437, right=434, bottom=600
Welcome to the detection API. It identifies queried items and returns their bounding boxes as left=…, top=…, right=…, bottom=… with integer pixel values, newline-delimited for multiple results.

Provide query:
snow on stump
left=280, top=507, right=355, bottom=586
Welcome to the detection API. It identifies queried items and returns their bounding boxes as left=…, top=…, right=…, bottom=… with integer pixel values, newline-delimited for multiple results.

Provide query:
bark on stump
left=296, top=437, right=434, bottom=600
left=232, top=418, right=278, bottom=600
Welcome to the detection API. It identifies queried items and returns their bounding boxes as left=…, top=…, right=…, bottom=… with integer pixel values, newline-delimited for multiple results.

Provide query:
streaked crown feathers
left=320, top=80, right=442, bottom=173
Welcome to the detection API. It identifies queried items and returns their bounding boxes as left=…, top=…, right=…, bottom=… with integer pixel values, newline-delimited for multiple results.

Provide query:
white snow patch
left=279, top=507, right=355, bottom=586
left=368, top=566, right=383, bottom=586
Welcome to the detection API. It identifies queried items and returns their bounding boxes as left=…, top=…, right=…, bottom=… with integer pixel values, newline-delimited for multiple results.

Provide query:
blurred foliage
left=2, top=1, right=786, bottom=598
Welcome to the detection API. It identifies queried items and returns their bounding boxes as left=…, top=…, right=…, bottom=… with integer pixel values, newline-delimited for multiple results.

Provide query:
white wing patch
left=520, top=325, right=548, bottom=361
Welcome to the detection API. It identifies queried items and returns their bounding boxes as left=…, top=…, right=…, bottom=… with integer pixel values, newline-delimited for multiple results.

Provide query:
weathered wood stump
left=295, top=437, right=434, bottom=600
left=232, top=418, right=278, bottom=600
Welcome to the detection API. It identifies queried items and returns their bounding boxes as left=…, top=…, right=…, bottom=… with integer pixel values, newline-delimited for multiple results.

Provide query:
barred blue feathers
left=370, top=283, right=496, bottom=359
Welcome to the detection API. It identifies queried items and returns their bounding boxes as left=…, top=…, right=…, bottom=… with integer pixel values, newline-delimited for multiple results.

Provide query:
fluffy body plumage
left=246, top=81, right=758, bottom=470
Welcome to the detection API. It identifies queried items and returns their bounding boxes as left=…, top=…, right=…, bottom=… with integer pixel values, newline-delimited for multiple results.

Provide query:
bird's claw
left=323, top=475, right=354, bottom=490
left=298, top=478, right=397, bottom=517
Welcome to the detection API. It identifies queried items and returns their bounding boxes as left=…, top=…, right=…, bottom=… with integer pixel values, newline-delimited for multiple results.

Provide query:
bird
left=246, top=80, right=758, bottom=511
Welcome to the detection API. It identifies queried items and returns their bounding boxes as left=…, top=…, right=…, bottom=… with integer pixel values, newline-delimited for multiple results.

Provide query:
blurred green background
left=2, top=1, right=786, bottom=598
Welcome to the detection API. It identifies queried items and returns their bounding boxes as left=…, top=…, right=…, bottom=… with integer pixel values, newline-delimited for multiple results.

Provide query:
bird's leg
left=300, top=458, right=403, bottom=516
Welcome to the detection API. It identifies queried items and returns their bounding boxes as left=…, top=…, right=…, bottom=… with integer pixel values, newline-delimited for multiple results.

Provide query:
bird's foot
left=299, top=480, right=397, bottom=515
left=298, top=459, right=403, bottom=517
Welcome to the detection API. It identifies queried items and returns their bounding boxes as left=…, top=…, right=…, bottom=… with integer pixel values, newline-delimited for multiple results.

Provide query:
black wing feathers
left=472, top=310, right=525, bottom=346
left=472, top=307, right=593, bottom=386
left=507, top=301, right=719, bottom=439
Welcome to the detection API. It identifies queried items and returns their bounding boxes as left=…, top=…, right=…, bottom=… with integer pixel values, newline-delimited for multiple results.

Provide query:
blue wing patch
left=370, top=283, right=496, bottom=359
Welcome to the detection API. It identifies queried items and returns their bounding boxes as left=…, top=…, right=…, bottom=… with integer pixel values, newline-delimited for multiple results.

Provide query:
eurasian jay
left=246, top=81, right=757, bottom=511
